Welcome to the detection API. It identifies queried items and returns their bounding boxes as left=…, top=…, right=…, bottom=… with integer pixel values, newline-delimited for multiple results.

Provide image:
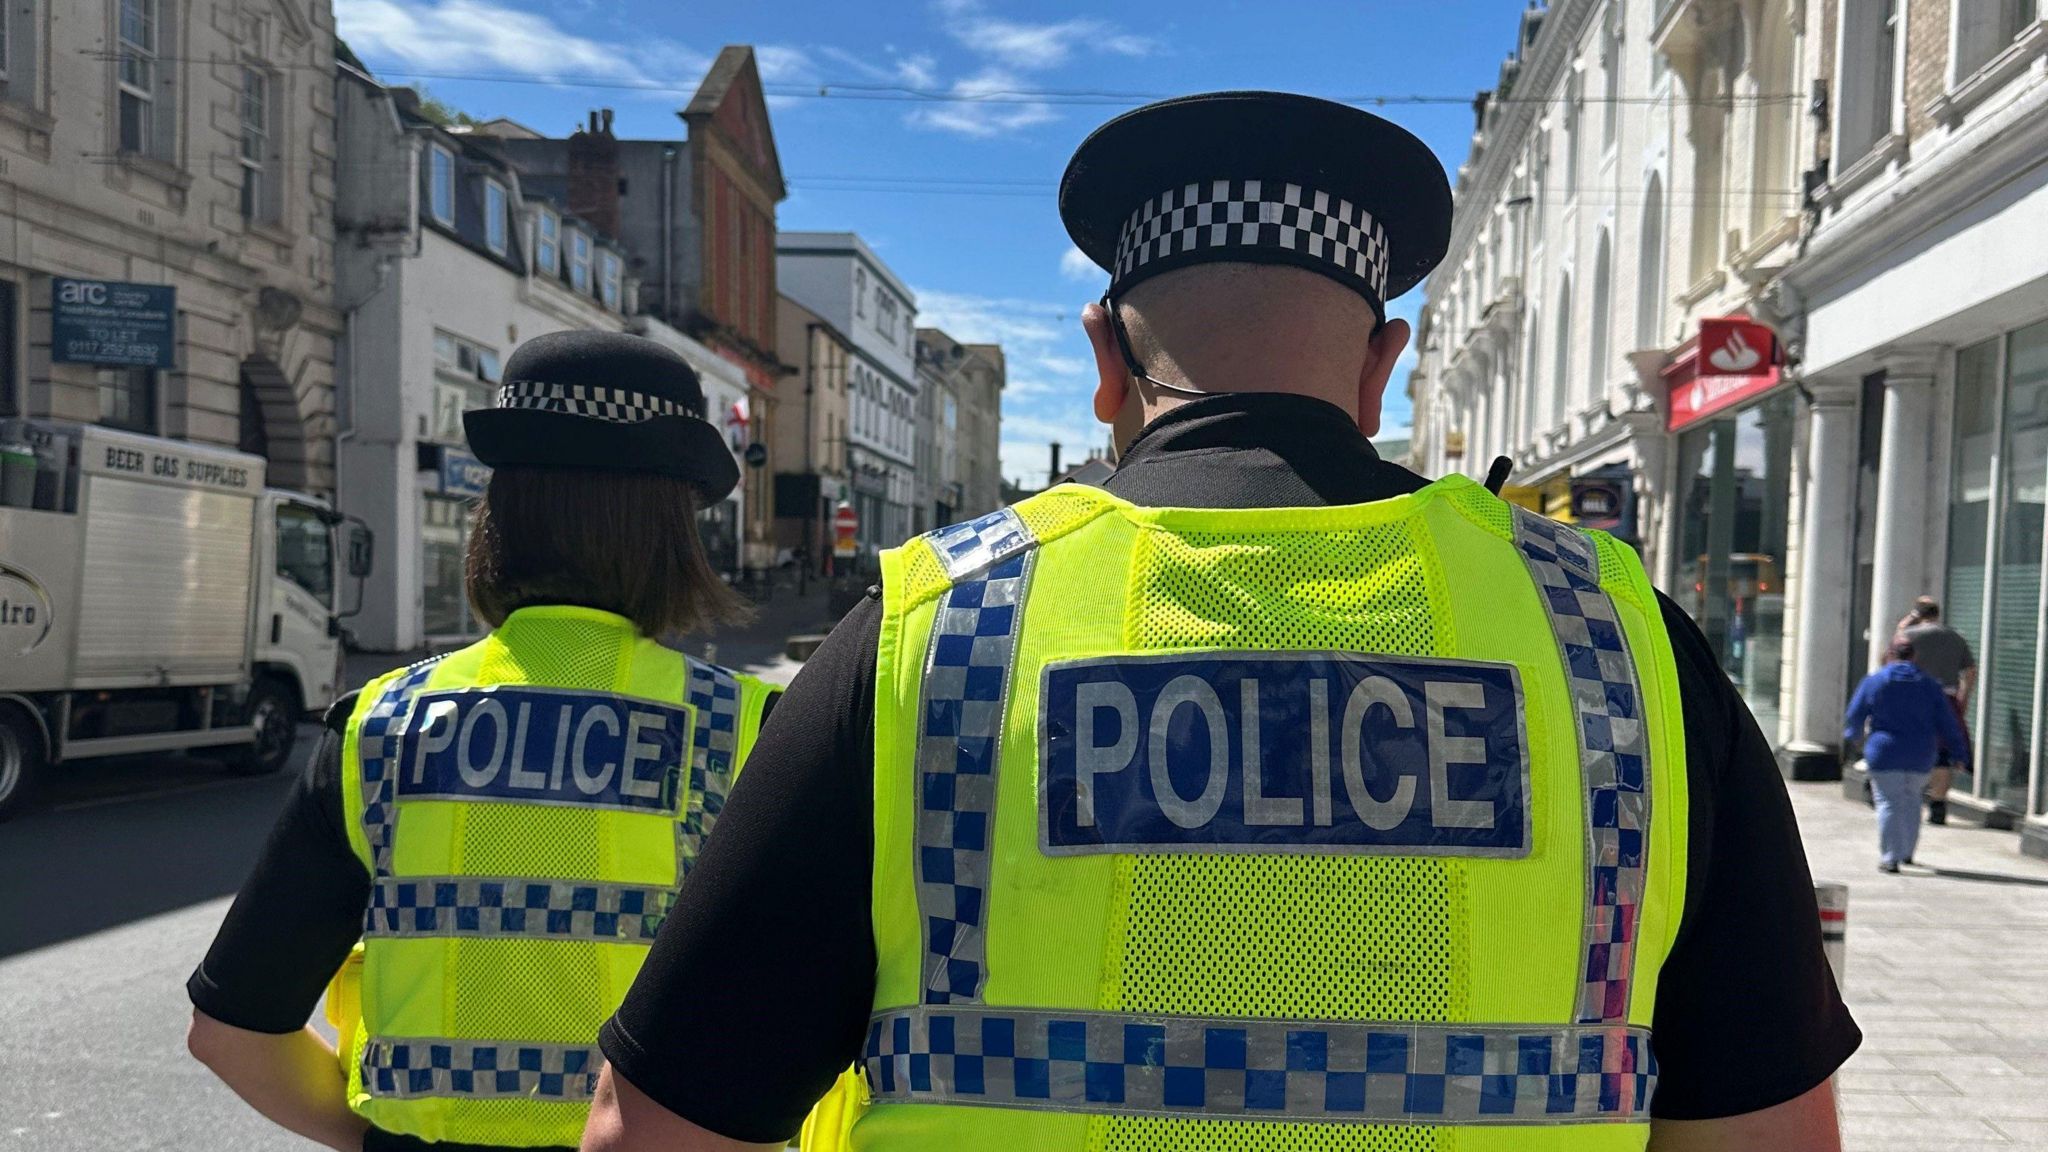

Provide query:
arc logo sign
left=1665, top=317, right=1782, bottom=432
left=0, top=561, right=53, bottom=655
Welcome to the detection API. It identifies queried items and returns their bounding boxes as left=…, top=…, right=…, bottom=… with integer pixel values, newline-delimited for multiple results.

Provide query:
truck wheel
left=0, top=708, right=45, bottom=821
left=230, top=678, right=298, bottom=776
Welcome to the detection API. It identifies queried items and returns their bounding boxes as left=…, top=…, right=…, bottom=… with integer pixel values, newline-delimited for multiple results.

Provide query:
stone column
left=1784, top=378, right=1864, bottom=780
left=1864, top=347, right=1944, bottom=671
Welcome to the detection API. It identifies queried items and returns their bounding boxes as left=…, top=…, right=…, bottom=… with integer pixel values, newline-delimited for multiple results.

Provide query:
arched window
left=1636, top=173, right=1666, bottom=349
left=1749, top=10, right=1794, bottom=240
left=1589, top=229, right=1613, bottom=396
left=1563, top=75, right=1582, bottom=198
left=1552, top=275, right=1574, bottom=423
left=1602, top=3, right=1623, bottom=149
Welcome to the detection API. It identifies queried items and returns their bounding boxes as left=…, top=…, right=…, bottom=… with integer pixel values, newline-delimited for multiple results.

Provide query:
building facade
left=481, top=47, right=788, bottom=571
left=626, top=314, right=750, bottom=579
left=914, top=328, right=1005, bottom=530
left=1785, top=0, right=2048, bottom=850
left=333, top=66, right=631, bottom=652
left=1409, top=0, right=1818, bottom=744
left=0, top=0, right=339, bottom=495
left=770, top=291, right=852, bottom=568
left=777, top=232, right=918, bottom=557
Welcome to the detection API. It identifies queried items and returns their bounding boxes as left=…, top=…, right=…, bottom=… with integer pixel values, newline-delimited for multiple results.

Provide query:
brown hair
left=465, top=466, right=749, bottom=639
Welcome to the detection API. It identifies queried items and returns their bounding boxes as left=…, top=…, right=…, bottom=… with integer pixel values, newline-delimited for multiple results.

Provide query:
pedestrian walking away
left=579, top=91, right=1860, bottom=1152
left=184, top=332, right=781, bottom=1152
left=1846, top=638, right=1972, bottom=873
left=1894, top=595, right=1977, bottom=825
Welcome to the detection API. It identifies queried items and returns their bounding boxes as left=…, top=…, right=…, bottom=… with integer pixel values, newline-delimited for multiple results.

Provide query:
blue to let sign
left=439, top=446, right=491, bottom=498
left=52, top=278, right=177, bottom=369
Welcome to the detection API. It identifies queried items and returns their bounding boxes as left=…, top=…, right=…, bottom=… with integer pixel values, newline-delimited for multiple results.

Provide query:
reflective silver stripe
left=865, top=1006, right=1655, bottom=1123
left=1508, top=508, right=1653, bottom=1025
left=361, top=1036, right=600, bottom=1101
left=914, top=510, right=1039, bottom=1003
left=364, top=876, right=673, bottom=942
left=677, top=656, right=740, bottom=886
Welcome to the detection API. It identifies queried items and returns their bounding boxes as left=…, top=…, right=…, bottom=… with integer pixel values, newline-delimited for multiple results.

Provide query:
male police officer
left=187, top=332, right=778, bottom=1151
left=582, top=94, right=1859, bottom=1152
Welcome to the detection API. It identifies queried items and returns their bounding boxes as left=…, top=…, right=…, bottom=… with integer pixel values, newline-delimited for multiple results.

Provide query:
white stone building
left=1410, top=0, right=1818, bottom=743
left=914, top=328, right=1005, bottom=532
left=0, top=0, right=339, bottom=493
left=777, top=232, right=918, bottom=557
left=333, top=63, right=633, bottom=652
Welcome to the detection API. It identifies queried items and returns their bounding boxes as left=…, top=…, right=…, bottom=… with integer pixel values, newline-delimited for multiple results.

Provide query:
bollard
left=1814, top=881, right=1848, bottom=988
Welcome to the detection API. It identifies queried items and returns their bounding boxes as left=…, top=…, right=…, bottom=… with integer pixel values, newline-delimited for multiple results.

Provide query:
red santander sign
left=1664, top=317, right=1782, bottom=432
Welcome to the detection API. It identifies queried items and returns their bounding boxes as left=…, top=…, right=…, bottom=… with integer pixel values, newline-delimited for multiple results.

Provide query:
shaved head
left=1119, top=264, right=1380, bottom=406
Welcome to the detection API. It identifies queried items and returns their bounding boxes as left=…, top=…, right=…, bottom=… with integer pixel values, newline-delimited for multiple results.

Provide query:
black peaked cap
left=463, top=329, right=741, bottom=504
left=1060, top=91, right=1453, bottom=322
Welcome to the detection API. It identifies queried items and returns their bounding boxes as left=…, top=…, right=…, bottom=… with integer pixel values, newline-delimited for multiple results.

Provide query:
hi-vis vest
left=337, top=606, right=776, bottom=1147
left=858, top=479, right=1688, bottom=1152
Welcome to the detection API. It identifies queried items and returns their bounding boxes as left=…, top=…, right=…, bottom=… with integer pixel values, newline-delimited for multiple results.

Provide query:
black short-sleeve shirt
left=596, top=393, right=1861, bottom=1143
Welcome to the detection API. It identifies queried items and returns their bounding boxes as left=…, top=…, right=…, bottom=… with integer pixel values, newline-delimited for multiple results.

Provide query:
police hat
left=463, top=330, right=740, bottom=503
left=1059, top=91, right=1453, bottom=324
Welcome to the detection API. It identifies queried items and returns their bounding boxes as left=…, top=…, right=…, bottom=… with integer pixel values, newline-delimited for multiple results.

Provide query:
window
left=1552, top=275, right=1573, bottom=421
left=1602, top=5, right=1623, bottom=149
left=1836, top=0, right=1902, bottom=168
left=484, top=180, right=508, bottom=256
left=431, top=329, right=498, bottom=441
left=1589, top=229, right=1613, bottom=392
left=877, top=290, right=897, bottom=337
left=535, top=208, right=559, bottom=276
left=569, top=230, right=592, bottom=295
left=599, top=251, right=622, bottom=311
left=275, top=505, right=334, bottom=607
left=0, top=282, right=15, bottom=418
left=239, top=68, right=274, bottom=224
left=117, top=0, right=159, bottom=155
left=1955, top=0, right=2036, bottom=81
left=1531, top=135, right=1548, bottom=226
left=97, top=367, right=156, bottom=433
left=855, top=268, right=868, bottom=317
left=1635, top=175, right=1666, bottom=349
left=428, top=145, right=455, bottom=226
left=0, top=1, right=11, bottom=84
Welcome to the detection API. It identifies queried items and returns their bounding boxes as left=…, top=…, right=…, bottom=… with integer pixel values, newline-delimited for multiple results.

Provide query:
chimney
left=1048, top=441, right=1063, bottom=487
left=567, top=107, right=622, bottom=238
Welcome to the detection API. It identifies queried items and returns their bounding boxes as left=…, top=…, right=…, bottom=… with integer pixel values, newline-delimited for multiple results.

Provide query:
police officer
left=582, top=94, right=1860, bottom=1152
left=187, top=331, right=778, bottom=1152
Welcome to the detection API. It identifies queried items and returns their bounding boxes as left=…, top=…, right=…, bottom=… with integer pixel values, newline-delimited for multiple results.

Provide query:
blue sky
left=337, top=0, right=1525, bottom=486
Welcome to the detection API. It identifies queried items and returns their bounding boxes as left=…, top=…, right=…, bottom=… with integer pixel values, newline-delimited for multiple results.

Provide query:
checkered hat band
left=1111, top=180, right=1392, bottom=303
left=361, top=1036, right=600, bottom=1101
left=497, top=380, right=696, bottom=424
left=864, top=1006, right=1656, bottom=1123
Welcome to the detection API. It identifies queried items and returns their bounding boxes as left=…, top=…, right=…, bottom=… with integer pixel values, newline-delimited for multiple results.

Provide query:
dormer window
left=599, top=251, right=622, bottom=310
left=484, top=180, right=508, bottom=256
left=569, top=230, right=592, bottom=294
left=535, top=208, right=559, bottom=276
left=429, top=145, right=454, bottom=226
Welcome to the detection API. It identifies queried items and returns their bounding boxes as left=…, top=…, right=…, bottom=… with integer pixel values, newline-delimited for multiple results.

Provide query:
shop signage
left=52, top=278, right=177, bottom=369
left=437, top=446, right=491, bottom=498
left=1444, top=429, right=1466, bottom=458
left=1570, top=477, right=1627, bottom=531
left=1664, top=317, right=1783, bottom=432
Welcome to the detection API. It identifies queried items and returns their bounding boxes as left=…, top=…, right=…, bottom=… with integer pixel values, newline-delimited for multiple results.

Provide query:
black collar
left=1103, top=393, right=1430, bottom=509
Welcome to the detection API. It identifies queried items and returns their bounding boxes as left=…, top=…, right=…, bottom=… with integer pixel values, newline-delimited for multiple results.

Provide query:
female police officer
left=185, top=330, right=777, bottom=1152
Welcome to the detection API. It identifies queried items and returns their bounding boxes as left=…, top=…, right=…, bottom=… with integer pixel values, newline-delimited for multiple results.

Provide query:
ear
left=1082, top=301, right=1130, bottom=425
left=1354, top=317, right=1412, bottom=438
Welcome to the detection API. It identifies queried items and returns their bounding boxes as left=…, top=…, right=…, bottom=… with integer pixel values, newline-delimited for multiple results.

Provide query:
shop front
left=1941, top=319, right=2048, bottom=843
left=419, top=444, right=489, bottom=642
left=1663, top=324, right=1796, bottom=739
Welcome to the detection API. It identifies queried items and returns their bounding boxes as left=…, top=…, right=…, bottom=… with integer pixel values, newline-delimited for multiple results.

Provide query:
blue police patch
left=1040, top=653, right=1529, bottom=856
left=395, top=687, right=691, bottom=815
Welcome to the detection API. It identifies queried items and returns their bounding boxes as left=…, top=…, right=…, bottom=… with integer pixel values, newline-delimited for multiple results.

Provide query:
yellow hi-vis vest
left=857, top=479, right=1689, bottom=1152
left=337, top=605, right=777, bottom=1147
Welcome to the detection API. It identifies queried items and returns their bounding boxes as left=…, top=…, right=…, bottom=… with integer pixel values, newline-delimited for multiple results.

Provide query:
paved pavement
left=1798, top=781, right=2048, bottom=1149
left=4, top=701, right=2044, bottom=1148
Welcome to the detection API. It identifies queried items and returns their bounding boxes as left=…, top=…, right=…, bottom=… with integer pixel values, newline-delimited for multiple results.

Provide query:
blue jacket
left=1844, top=660, right=1971, bottom=773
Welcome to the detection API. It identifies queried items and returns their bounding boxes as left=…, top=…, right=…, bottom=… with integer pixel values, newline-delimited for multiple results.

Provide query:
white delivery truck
left=0, top=419, right=372, bottom=818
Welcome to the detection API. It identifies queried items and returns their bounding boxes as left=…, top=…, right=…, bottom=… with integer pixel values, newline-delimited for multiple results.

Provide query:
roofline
left=775, top=232, right=915, bottom=304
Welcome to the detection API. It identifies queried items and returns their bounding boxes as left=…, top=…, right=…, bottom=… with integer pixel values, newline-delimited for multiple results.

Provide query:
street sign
left=832, top=501, right=858, bottom=558
left=1569, top=476, right=1627, bottom=530
left=744, top=441, right=768, bottom=468
left=437, top=446, right=491, bottom=498
left=51, top=278, right=177, bottom=369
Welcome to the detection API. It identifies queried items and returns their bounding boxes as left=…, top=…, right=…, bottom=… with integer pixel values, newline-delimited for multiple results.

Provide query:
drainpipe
left=661, top=146, right=676, bottom=324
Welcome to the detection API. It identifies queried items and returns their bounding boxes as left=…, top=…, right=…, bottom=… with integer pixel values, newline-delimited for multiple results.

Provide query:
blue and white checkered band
left=357, top=657, right=447, bottom=878
left=496, top=379, right=697, bottom=424
left=676, top=656, right=741, bottom=886
left=1508, top=507, right=1652, bottom=1026
left=1112, top=180, right=1391, bottom=304
left=365, top=877, right=674, bottom=942
left=361, top=1037, right=601, bottom=1101
left=865, top=1006, right=1655, bottom=1122
left=915, top=513, right=1041, bottom=1004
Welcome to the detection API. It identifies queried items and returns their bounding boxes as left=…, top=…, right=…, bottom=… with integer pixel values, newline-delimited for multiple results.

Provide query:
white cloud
left=1059, top=245, right=1100, bottom=281
left=936, top=0, right=1154, bottom=71
left=752, top=44, right=816, bottom=84
left=907, top=69, right=1058, bottom=137
left=337, top=0, right=666, bottom=85
left=916, top=288, right=1108, bottom=486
